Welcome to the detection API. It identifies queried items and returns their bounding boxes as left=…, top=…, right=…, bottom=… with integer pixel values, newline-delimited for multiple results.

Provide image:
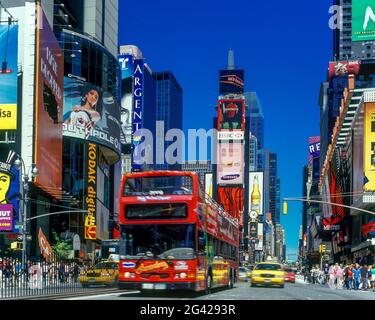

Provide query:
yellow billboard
left=364, top=102, right=375, bottom=191
left=0, top=104, right=17, bottom=130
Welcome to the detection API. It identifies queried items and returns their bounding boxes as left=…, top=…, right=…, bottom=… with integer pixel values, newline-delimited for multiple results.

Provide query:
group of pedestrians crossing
left=301, top=263, right=375, bottom=291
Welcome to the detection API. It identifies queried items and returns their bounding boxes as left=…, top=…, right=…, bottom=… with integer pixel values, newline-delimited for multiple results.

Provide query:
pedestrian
left=345, top=265, right=353, bottom=290
left=353, top=263, right=361, bottom=290
left=323, top=263, right=329, bottom=284
left=328, top=264, right=336, bottom=289
left=336, top=264, right=344, bottom=289
left=360, top=264, right=368, bottom=290
left=371, top=265, right=375, bottom=291
left=367, top=265, right=372, bottom=290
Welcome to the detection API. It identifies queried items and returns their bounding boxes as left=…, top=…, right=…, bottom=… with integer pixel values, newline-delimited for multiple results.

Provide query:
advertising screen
left=249, top=221, right=258, bottom=239
left=217, top=143, right=244, bottom=185
left=0, top=25, right=18, bottom=130
left=84, top=142, right=97, bottom=240
left=218, top=100, right=245, bottom=131
left=35, top=7, right=64, bottom=199
left=328, top=61, right=360, bottom=80
left=352, top=0, right=375, bottom=42
left=0, top=146, right=20, bottom=233
left=63, top=76, right=121, bottom=159
left=364, top=102, right=375, bottom=193
left=219, top=70, right=244, bottom=95
left=249, top=172, right=264, bottom=217
left=119, top=54, right=133, bottom=145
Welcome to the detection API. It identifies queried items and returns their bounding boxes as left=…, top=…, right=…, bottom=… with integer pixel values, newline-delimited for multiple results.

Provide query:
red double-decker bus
left=117, top=171, right=239, bottom=292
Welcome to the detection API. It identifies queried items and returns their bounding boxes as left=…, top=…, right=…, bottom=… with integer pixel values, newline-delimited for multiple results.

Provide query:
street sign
left=85, top=225, right=96, bottom=240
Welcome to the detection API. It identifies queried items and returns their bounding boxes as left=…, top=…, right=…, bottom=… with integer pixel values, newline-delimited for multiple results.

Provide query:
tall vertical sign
left=84, top=143, right=97, bottom=240
left=35, top=6, right=63, bottom=200
left=132, top=59, right=144, bottom=172
left=364, top=102, right=375, bottom=194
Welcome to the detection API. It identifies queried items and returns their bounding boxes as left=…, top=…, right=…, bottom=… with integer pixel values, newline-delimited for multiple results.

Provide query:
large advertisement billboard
left=84, top=142, right=97, bottom=240
left=328, top=61, right=361, bottom=80
left=62, top=76, right=121, bottom=160
left=249, top=172, right=264, bottom=217
left=35, top=7, right=64, bottom=199
left=0, top=25, right=18, bottom=130
left=119, top=54, right=133, bottom=145
left=0, top=147, right=19, bottom=233
left=352, top=0, right=375, bottom=42
left=308, top=136, right=320, bottom=163
left=364, top=102, right=375, bottom=193
left=218, top=99, right=245, bottom=131
left=217, top=143, right=244, bottom=185
left=219, top=70, right=244, bottom=95
left=131, top=59, right=144, bottom=172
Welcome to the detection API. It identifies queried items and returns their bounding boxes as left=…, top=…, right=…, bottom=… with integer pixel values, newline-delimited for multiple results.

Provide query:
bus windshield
left=123, top=176, right=193, bottom=196
left=120, top=224, right=196, bottom=260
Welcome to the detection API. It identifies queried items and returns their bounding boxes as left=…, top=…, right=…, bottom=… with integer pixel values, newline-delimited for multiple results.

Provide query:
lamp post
left=14, top=156, right=38, bottom=270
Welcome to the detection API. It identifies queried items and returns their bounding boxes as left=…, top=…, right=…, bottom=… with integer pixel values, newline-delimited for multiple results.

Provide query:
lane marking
left=64, top=291, right=140, bottom=300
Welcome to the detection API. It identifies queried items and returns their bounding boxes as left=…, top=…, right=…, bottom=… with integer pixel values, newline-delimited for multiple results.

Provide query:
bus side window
left=198, top=231, right=206, bottom=254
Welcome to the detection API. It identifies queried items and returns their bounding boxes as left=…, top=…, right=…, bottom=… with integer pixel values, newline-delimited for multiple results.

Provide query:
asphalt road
left=64, top=279, right=375, bottom=300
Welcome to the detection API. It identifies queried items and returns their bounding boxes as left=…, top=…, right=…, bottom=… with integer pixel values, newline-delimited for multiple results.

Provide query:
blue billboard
left=0, top=147, right=20, bottom=233
left=119, top=54, right=133, bottom=145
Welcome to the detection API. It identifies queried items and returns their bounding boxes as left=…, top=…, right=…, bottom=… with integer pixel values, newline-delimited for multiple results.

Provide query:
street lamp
left=14, top=157, right=38, bottom=270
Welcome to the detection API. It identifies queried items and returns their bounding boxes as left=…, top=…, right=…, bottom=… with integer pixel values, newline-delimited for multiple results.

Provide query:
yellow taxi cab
left=250, top=262, right=285, bottom=288
left=79, top=260, right=119, bottom=287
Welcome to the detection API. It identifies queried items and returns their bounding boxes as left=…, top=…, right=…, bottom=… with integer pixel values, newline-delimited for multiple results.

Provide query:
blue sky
left=119, top=0, right=333, bottom=258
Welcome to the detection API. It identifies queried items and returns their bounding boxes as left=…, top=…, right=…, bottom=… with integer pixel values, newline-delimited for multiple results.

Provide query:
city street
left=64, top=280, right=375, bottom=301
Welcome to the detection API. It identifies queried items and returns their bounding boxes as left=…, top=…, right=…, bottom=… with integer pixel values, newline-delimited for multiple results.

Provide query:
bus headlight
left=180, top=273, right=187, bottom=279
left=124, top=272, right=131, bottom=278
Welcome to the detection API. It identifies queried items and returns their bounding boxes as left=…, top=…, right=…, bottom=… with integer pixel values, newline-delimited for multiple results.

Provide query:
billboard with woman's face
left=63, top=77, right=121, bottom=161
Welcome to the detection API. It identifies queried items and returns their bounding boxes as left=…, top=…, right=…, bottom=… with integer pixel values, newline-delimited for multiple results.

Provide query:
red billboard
left=217, top=187, right=244, bottom=224
left=328, top=61, right=360, bottom=80
left=34, top=6, right=64, bottom=199
left=217, top=99, right=245, bottom=131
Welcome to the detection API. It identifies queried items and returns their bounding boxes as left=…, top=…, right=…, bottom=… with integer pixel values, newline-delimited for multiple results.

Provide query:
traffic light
left=318, top=244, right=326, bottom=254
left=10, top=242, right=23, bottom=251
left=283, top=201, right=288, bottom=215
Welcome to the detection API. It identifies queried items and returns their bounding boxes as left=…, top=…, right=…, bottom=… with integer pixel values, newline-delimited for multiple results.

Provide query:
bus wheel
left=205, top=274, right=213, bottom=295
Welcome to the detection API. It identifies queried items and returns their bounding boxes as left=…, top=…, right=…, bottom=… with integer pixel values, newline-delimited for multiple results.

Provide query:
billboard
left=84, top=142, right=97, bottom=240
left=218, top=99, right=245, bottom=131
left=0, top=147, right=20, bottom=233
left=131, top=59, right=144, bottom=171
left=308, top=136, right=320, bottom=163
left=363, top=102, right=375, bottom=192
left=205, top=173, right=213, bottom=197
left=328, top=61, right=361, bottom=80
left=217, top=143, right=244, bottom=185
left=119, top=54, right=133, bottom=145
left=62, top=76, right=121, bottom=160
left=35, top=7, right=64, bottom=199
left=0, top=25, right=18, bottom=130
left=255, top=222, right=263, bottom=251
left=219, top=70, right=244, bottom=95
left=218, top=131, right=244, bottom=141
left=352, top=0, right=375, bottom=42
left=249, top=172, right=264, bottom=217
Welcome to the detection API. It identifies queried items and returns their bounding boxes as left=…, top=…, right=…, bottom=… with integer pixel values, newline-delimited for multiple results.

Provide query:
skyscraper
left=264, top=150, right=280, bottom=225
left=245, top=92, right=265, bottom=171
left=333, top=0, right=375, bottom=61
left=153, top=71, right=183, bottom=171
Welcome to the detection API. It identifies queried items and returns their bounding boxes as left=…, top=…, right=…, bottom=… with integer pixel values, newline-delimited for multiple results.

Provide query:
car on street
left=283, top=267, right=296, bottom=283
left=239, top=267, right=250, bottom=281
left=246, top=265, right=254, bottom=279
left=250, top=262, right=285, bottom=288
left=79, top=260, right=119, bottom=287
